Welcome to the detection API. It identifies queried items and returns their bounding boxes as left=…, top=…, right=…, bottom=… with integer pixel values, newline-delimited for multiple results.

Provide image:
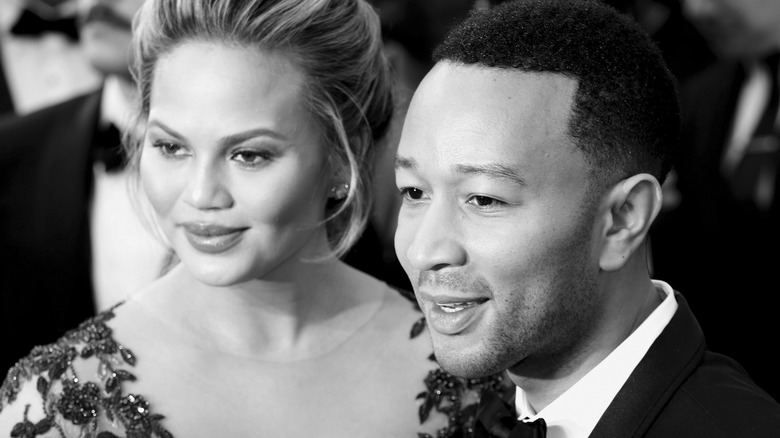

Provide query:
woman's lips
left=181, top=222, right=247, bottom=254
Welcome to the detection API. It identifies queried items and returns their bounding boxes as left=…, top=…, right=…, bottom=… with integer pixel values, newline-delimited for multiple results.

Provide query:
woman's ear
left=599, top=173, right=662, bottom=271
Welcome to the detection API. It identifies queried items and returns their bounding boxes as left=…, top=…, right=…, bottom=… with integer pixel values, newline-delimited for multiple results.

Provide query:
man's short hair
left=434, top=0, right=680, bottom=188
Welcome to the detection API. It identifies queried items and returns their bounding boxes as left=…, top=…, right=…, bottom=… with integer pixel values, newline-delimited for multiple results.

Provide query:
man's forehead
left=397, top=62, right=582, bottom=185
left=420, top=61, right=577, bottom=100
left=402, top=62, right=576, bottom=147
left=407, top=62, right=577, bottom=138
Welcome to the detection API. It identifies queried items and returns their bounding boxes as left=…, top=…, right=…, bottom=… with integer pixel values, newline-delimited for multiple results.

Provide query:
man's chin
left=432, top=346, right=506, bottom=380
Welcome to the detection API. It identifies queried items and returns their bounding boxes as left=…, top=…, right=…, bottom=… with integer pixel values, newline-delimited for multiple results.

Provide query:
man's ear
left=599, top=173, right=662, bottom=271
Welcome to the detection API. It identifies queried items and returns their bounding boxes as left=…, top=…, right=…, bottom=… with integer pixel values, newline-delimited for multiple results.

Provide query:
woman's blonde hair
left=127, top=0, right=394, bottom=259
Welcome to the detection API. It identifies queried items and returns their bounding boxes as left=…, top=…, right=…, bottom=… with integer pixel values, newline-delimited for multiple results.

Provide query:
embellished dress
left=0, top=290, right=511, bottom=438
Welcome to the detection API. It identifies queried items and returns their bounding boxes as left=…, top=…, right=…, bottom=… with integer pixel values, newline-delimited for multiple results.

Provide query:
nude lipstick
left=181, top=222, right=247, bottom=254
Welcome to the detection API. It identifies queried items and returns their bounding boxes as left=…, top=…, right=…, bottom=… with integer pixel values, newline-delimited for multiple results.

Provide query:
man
left=650, top=0, right=780, bottom=400
left=0, top=0, right=102, bottom=115
left=0, top=0, right=167, bottom=375
left=394, top=1, right=780, bottom=436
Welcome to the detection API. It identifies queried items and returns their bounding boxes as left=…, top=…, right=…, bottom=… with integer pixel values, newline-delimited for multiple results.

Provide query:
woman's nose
left=184, top=161, right=233, bottom=210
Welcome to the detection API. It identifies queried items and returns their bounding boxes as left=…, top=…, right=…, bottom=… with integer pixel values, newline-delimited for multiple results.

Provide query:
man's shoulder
left=0, top=91, right=100, bottom=134
left=652, top=351, right=780, bottom=436
left=0, top=91, right=101, bottom=169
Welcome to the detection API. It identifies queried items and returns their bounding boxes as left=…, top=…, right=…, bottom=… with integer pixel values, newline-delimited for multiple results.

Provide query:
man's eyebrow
left=455, top=163, right=527, bottom=187
left=395, top=155, right=417, bottom=169
left=395, top=156, right=526, bottom=186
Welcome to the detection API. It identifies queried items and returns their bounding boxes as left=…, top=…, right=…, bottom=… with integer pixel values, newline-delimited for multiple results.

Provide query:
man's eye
left=469, top=195, right=505, bottom=207
left=400, top=187, right=424, bottom=200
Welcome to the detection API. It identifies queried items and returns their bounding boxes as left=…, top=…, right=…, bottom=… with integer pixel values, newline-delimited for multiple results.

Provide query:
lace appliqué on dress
left=3, top=289, right=509, bottom=438
left=400, top=288, right=513, bottom=438
left=0, top=305, right=172, bottom=438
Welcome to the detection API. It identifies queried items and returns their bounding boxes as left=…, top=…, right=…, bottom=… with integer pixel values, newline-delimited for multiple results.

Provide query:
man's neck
left=509, top=274, right=663, bottom=413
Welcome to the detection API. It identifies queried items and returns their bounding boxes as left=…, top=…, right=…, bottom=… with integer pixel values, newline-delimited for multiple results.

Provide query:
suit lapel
left=589, top=293, right=705, bottom=437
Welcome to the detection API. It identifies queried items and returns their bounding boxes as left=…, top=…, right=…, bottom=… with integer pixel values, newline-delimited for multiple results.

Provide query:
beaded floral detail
left=398, top=288, right=514, bottom=438
left=0, top=305, right=172, bottom=438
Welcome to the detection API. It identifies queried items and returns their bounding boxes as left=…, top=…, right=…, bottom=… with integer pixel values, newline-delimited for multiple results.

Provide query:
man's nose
left=403, top=202, right=467, bottom=272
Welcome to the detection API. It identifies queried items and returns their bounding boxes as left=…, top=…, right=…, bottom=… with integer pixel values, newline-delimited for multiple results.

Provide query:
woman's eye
left=152, top=140, right=185, bottom=157
left=232, top=150, right=271, bottom=166
left=400, top=187, right=424, bottom=200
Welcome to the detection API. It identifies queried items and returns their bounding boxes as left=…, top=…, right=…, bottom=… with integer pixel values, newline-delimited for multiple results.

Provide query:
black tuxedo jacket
left=591, top=293, right=780, bottom=436
left=0, top=90, right=101, bottom=375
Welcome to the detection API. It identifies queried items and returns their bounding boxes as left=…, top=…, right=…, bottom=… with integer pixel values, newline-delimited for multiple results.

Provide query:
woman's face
left=140, top=41, right=332, bottom=286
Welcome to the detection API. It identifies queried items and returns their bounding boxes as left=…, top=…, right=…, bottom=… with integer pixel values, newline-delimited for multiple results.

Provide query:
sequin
left=0, top=305, right=173, bottom=438
left=398, top=284, right=514, bottom=438
left=58, top=381, right=100, bottom=425
left=416, top=351, right=511, bottom=438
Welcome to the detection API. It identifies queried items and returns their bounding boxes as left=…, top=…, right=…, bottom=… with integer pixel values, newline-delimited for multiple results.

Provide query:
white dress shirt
left=515, top=280, right=678, bottom=438
left=0, top=0, right=101, bottom=114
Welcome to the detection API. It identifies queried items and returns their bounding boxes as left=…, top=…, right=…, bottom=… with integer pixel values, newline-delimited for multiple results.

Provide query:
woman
left=0, top=0, right=507, bottom=436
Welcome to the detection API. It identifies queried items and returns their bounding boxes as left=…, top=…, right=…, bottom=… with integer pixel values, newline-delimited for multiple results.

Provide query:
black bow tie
left=10, top=8, right=79, bottom=40
left=92, top=123, right=126, bottom=172
left=474, top=390, right=547, bottom=438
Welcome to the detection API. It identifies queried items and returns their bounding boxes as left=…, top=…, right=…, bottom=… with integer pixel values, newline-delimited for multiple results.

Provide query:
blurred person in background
left=650, top=0, right=780, bottom=401
left=0, top=0, right=101, bottom=115
left=0, top=0, right=168, bottom=376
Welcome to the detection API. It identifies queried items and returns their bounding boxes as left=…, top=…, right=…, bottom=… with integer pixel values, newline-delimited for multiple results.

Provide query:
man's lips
left=417, top=292, right=490, bottom=335
left=418, top=291, right=490, bottom=313
left=435, top=300, right=488, bottom=313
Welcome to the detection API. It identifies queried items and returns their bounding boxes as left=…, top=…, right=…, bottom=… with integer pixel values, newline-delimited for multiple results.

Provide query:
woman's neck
left=134, top=261, right=387, bottom=362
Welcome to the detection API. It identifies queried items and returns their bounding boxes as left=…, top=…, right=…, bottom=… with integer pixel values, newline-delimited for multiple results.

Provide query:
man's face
left=394, top=63, right=603, bottom=379
left=77, top=0, right=145, bottom=77
left=682, top=0, right=780, bottom=58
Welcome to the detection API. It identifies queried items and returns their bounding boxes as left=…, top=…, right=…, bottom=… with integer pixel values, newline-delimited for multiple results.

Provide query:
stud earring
left=329, top=183, right=349, bottom=200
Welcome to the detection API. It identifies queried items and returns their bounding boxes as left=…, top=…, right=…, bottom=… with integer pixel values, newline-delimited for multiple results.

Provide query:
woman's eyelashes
left=149, top=138, right=275, bottom=168
left=231, top=149, right=273, bottom=167
left=151, top=139, right=187, bottom=158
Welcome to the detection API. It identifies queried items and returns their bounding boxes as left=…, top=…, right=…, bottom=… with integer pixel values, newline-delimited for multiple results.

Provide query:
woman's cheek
left=140, top=156, right=180, bottom=221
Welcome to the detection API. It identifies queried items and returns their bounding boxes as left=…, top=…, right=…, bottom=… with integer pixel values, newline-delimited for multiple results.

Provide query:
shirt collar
left=100, top=74, right=136, bottom=132
left=515, top=280, right=678, bottom=438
